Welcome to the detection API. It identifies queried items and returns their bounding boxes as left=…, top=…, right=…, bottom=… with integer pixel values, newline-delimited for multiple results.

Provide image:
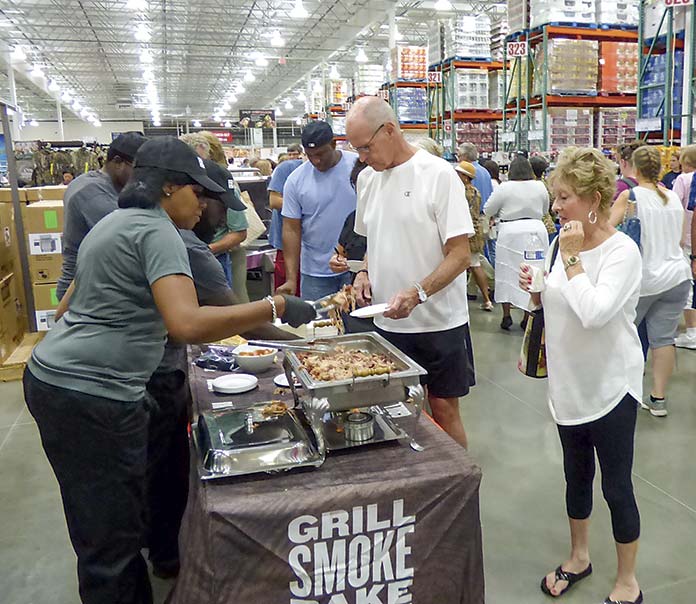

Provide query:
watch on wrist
left=414, top=282, right=428, bottom=304
left=564, top=255, right=580, bottom=270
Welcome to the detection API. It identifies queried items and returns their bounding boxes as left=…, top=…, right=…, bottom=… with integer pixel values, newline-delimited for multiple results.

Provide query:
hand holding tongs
left=246, top=340, right=332, bottom=353
left=310, top=293, right=337, bottom=315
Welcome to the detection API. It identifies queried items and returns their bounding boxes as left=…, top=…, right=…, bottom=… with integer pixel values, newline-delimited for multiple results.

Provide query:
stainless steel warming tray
left=193, top=403, right=323, bottom=480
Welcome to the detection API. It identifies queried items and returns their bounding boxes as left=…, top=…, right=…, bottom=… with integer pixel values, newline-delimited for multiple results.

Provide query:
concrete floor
left=1, top=306, right=695, bottom=604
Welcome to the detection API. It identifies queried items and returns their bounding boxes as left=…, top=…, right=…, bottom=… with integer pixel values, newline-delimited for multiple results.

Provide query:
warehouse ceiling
left=0, top=0, right=505, bottom=125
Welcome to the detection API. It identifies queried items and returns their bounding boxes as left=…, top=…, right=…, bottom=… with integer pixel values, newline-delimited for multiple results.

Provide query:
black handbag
left=518, top=238, right=560, bottom=379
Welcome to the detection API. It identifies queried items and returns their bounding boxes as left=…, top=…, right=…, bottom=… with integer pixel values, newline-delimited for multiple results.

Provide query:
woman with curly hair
left=520, top=147, right=644, bottom=604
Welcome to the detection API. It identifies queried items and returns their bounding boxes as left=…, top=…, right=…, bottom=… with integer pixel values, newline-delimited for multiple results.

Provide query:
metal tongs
left=246, top=340, right=332, bottom=354
left=310, top=293, right=337, bottom=316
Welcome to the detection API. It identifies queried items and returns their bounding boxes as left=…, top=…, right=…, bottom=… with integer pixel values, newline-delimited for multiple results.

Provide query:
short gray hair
left=415, top=137, right=443, bottom=158
left=458, top=142, right=478, bottom=162
left=180, top=133, right=211, bottom=159
left=346, top=96, right=398, bottom=132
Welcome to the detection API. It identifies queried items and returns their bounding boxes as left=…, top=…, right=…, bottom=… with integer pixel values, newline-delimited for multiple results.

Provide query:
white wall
left=15, top=120, right=145, bottom=145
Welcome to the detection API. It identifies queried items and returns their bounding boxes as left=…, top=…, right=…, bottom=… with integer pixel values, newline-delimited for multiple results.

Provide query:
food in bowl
left=238, top=348, right=275, bottom=357
left=232, top=345, right=278, bottom=373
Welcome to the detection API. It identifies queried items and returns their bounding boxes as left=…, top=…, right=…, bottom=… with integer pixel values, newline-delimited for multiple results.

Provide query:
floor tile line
left=643, top=574, right=696, bottom=595
left=477, top=372, right=547, bottom=419
left=0, top=405, right=25, bottom=454
left=632, top=472, right=696, bottom=517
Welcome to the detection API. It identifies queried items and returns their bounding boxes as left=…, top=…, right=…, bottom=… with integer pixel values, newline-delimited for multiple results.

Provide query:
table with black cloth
left=169, top=347, right=485, bottom=604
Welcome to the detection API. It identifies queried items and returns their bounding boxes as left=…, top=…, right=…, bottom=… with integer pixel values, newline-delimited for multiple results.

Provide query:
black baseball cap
left=301, top=121, right=334, bottom=149
left=134, top=137, right=224, bottom=194
left=202, top=159, right=246, bottom=211
left=109, top=131, right=148, bottom=162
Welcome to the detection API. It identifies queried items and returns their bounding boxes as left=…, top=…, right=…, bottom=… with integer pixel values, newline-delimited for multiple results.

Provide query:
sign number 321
left=507, top=41, right=527, bottom=57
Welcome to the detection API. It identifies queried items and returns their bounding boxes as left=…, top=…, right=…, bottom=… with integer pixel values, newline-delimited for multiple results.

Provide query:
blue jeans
left=300, top=272, right=352, bottom=301
left=216, top=253, right=232, bottom=287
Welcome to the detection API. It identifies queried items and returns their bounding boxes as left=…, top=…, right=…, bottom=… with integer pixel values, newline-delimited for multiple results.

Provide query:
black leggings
left=557, top=394, right=640, bottom=544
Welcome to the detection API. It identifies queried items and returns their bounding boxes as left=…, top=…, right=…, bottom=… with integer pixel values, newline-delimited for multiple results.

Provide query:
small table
left=169, top=351, right=485, bottom=604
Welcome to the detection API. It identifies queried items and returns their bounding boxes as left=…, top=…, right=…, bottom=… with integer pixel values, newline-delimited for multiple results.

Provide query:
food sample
left=297, top=346, right=397, bottom=382
left=261, top=401, right=288, bottom=417
left=320, top=285, right=357, bottom=335
left=238, top=348, right=275, bottom=357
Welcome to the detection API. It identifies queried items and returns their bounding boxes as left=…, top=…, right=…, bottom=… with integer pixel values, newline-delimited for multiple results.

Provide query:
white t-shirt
left=483, top=180, right=549, bottom=220
left=355, top=149, right=475, bottom=334
left=542, top=232, right=644, bottom=425
left=672, top=172, right=693, bottom=250
left=633, top=185, right=691, bottom=296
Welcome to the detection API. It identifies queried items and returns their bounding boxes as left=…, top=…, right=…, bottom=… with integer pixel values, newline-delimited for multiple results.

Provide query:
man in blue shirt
left=268, top=144, right=303, bottom=293
left=277, top=122, right=358, bottom=301
left=458, top=142, right=492, bottom=207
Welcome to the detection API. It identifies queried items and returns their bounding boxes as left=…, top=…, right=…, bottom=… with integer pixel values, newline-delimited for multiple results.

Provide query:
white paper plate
left=273, top=373, right=302, bottom=388
left=211, top=374, right=259, bottom=394
left=347, top=259, right=366, bottom=272
left=350, top=303, right=389, bottom=319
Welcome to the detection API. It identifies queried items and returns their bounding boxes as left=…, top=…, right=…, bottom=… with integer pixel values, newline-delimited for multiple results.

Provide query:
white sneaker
left=479, top=301, right=494, bottom=312
left=674, top=333, right=696, bottom=349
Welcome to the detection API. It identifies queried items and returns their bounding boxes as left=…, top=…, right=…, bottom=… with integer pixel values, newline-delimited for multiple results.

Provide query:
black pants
left=557, top=394, right=640, bottom=544
left=23, top=368, right=153, bottom=604
left=145, top=370, right=190, bottom=567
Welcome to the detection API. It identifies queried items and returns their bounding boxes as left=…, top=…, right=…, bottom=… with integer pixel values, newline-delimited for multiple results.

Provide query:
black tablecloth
left=169, top=349, right=485, bottom=604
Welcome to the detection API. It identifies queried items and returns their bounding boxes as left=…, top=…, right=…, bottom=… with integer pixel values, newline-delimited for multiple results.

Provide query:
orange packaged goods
left=600, top=42, right=638, bottom=95
left=390, top=46, right=427, bottom=81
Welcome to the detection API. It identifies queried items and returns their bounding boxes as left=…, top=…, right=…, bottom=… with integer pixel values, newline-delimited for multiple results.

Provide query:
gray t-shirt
left=155, top=229, right=232, bottom=374
left=57, top=170, right=119, bottom=299
left=29, top=206, right=192, bottom=401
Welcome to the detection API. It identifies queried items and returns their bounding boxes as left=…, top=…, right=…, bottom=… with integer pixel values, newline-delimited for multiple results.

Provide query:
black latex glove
left=281, top=295, right=316, bottom=328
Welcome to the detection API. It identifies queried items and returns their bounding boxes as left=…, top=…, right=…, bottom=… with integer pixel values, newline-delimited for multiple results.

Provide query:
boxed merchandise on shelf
left=597, top=108, right=637, bottom=149
left=0, top=271, right=25, bottom=359
left=327, top=79, right=351, bottom=105
left=507, top=0, right=529, bottom=33
left=428, top=21, right=444, bottom=66
left=508, top=57, right=531, bottom=101
left=640, top=51, right=684, bottom=128
left=354, top=64, right=384, bottom=96
left=393, top=87, right=428, bottom=123
left=530, top=0, right=596, bottom=29
left=533, top=39, right=598, bottom=96
left=530, top=108, right=593, bottom=152
left=32, top=282, right=59, bottom=332
left=488, top=71, right=505, bottom=109
left=597, top=0, right=639, bottom=27
left=455, top=122, right=497, bottom=153
left=330, top=115, right=346, bottom=136
left=390, top=46, right=427, bottom=81
left=599, top=42, right=638, bottom=94
left=442, top=15, right=491, bottom=61
left=644, top=1, right=686, bottom=39
left=22, top=200, right=64, bottom=284
left=490, top=18, right=510, bottom=61
left=447, top=69, right=489, bottom=110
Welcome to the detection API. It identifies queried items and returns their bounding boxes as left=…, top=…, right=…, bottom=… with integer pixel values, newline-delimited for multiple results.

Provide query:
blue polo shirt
left=472, top=160, right=493, bottom=209
left=281, top=150, right=358, bottom=277
left=267, top=159, right=303, bottom=250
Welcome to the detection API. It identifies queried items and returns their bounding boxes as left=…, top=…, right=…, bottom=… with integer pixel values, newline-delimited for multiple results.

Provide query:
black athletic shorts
left=376, top=323, right=476, bottom=399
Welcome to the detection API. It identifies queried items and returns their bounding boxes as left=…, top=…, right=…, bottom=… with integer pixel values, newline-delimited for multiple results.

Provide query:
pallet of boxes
left=0, top=186, right=66, bottom=380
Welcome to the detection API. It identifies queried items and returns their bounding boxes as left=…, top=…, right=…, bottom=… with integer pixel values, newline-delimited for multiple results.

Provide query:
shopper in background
left=255, top=159, right=272, bottom=176
left=57, top=131, right=148, bottom=300
left=611, top=146, right=692, bottom=417
left=614, top=140, right=645, bottom=200
left=672, top=145, right=696, bottom=349
left=484, top=156, right=549, bottom=330
left=178, top=132, right=210, bottom=158
left=61, top=170, right=75, bottom=185
left=414, top=136, right=443, bottom=157
left=455, top=160, right=494, bottom=312
left=277, top=121, right=358, bottom=300
left=481, top=159, right=501, bottom=188
left=520, top=147, right=643, bottom=604
left=530, top=155, right=560, bottom=242
left=661, top=152, right=681, bottom=189
left=346, top=96, right=475, bottom=448
left=268, top=145, right=304, bottom=294
left=457, top=142, right=493, bottom=208
left=198, top=131, right=227, bottom=166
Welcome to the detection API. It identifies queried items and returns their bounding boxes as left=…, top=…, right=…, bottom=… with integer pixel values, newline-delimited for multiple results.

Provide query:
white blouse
left=542, top=232, right=644, bottom=425
left=483, top=180, right=549, bottom=220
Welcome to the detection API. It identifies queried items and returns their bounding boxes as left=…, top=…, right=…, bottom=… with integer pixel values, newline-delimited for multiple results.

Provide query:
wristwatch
left=564, top=255, right=580, bottom=270
left=414, top=282, right=428, bottom=304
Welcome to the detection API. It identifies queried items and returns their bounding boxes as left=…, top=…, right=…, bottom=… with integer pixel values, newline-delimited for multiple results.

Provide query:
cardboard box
left=0, top=188, right=27, bottom=203
left=39, top=186, right=67, bottom=201
left=0, top=272, right=22, bottom=343
left=32, top=282, right=60, bottom=332
left=0, top=203, right=14, bottom=270
left=28, top=253, right=63, bottom=284
left=22, top=200, right=64, bottom=234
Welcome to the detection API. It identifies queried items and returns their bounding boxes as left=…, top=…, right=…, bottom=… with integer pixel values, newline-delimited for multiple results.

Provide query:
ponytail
left=631, top=146, right=669, bottom=205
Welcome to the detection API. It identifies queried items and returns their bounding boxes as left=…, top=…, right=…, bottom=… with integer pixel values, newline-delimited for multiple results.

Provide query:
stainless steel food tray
left=193, top=404, right=323, bottom=480
left=282, top=332, right=427, bottom=412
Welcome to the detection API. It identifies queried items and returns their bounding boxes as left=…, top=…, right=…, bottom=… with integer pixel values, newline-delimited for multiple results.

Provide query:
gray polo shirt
left=155, top=229, right=232, bottom=374
left=57, top=170, right=119, bottom=299
left=29, top=206, right=192, bottom=402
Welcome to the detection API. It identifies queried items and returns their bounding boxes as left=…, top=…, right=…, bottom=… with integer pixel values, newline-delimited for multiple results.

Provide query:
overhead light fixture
left=224, top=120, right=232, bottom=128
left=290, top=0, right=309, bottom=19
left=355, top=48, right=368, bottom=63
left=80, top=108, right=90, bottom=118
left=329, top=64, right=340, bottom=79
left=270, top=30, right=285, bottom=47
left=93, top=120, right=102, bottom=127
left=153, top=119, right=161, bottom=127
left=127, top=0, right=148, bottom=10
left=30, top=64, right=44, bottom=78
left=213, top=113, right=222, bottom=122
left=48, top=79, right=60, bottom=92
left=11, top=46, right=25, bottom=61
left=297, top=91, right=306, bottom=101
left=275, top=107, right=283, bottom=117
left=244, top=70, right=255, bottom=83
left=134, top=23, right=151, bottom=42
left=237, top=83, right=246, bottom=94
left=61, top=90, right=72, bottom=102
left=434, top=0, right=453, bottom=10
left=140, top=49, right=153, bottom=64
left=254, top=54, right=269, bottom=67
left=142, top=68, right=154, bottom=81
left=29, top=119, right=39, bottom=127
left=394, top=27, right=403, bottom=41
left=313, top=79, right=322, bottom=93
left=72, top=100, right=82, bottom=111
left=295, top=116, right=303, bottom=125
left=192, top=119, right=202, bottom=128
left=284, top=99, right=293, bottom=109
left=228, top=94, right=238, bottom=104
left=221, top=100, right=230, bottom=111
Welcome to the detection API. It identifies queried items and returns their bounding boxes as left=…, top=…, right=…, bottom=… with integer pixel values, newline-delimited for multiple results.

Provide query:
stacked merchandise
left=442, top=15, right=491, bottom=61
left=489, top=71, right=505, bottom=109
left=640, top=51, right=684, bottom=129
left=447, top=69, right=489, bottom=110
left=393, top=88, right=428, bottom=123
left=508, top=56, right=531, bottom=101
left=456, top=122, right=496, bottom=153
left=490, top=18, right=510, bottom=61
left=596, top=0, right=639, bottom=27
left=390, top=46, right=427, bottom=81
left=327, top=79, right=352, bottom=105
left=597, top=108, right=637, bottom=149
left=354, top=64, right=384, bottom=96
left=309, top=89, right=323, bottom=114
left=29, top=144, right=101, bottom=186
left=644, top=1, right=686, bottom=39
left=533, top=39, right=598, bottom=96
left=330, top=115, right=347, bottom=136
left=428, top=21, right=444, bottom=66
left=530, top=0, right=596, bottom=29
left=507, top=0, right=529, bottom=33
left=530, top=108, right=593, bottom=152
left=599, top=42, right=638, bottom=93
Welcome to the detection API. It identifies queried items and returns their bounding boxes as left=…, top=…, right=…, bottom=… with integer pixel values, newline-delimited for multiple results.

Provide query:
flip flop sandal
left=540, top=563, right=593, bottom=597
left=603, top=591, right=643, bottom=604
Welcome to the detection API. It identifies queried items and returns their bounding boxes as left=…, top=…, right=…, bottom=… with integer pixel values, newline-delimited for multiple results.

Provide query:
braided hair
left=631, top=146, right=668, bottom=205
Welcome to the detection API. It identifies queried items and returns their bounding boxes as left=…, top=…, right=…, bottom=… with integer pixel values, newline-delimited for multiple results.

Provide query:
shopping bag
left=617, top=188, right=641, bottom=250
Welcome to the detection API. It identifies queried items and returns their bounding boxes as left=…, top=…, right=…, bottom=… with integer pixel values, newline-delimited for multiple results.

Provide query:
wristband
left=264, top=295, right=277, bottom=322
left=356, top=269, right=369, bottom=275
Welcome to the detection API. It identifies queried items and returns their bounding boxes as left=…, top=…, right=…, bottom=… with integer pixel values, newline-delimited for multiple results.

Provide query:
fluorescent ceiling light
left=255, top=56, right=269, bottom=67
left=270, top=31, right=285, bottom=47
left=275, top=107, right=283, bottom=116
left=192, top=120, right=202, bottom=128
left=313, top=80, right=322, bottom=93
left=244, top=70, right=255, bottom=83
left=434, top=0, right=453, bottom=10
left=72, top=100, right=82, bottom=111
left=355, top=48, right=368, bottom=63
left=134, top=23, right=151, bottom=42
left=142, top=68, right=154, bottom=81
left=297, top=91, right=306, bottom=101
left=213, top=114, right=222, bottom=122
left=228, top=94, right=238, bottom=103
left=140, top=49, right=153, bottom=64
left=329, top=65, right=340, bottom=79
left=237, top=83, right=246, bottom=94
left=61, top=90, right=72, bottom=102
left=284, top=99, right=293, bottom=109
left=29, top=119, right=39, bottom=127
left=153, top=119, right=161, bottom=127
left=11, top=46, right=25, bottom=61
left=30, top=64, right=44, bottom=78
left=127, top=0, right=147, bottom=10
left=394, top=27, right=403, bottom=41
left=295, top=116, right=302, bottom=125
left=48, top=80, right=60, bottom=92
left=221, top=100, right=230, bottom=111
left=224, top=120, right=232, bottom=128
left=93, top=120, right=102, bottom=127
left=290, top=0, right=309, bottom=19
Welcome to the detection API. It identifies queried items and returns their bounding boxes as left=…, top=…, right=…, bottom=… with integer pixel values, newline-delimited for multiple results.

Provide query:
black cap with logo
left=202, top=159, right=246, bottom=211
left=133, top=136, right=224, bottom=194
left=109, top=131, right=148, bottom=162
left=301, top=121, right=334, bottom=149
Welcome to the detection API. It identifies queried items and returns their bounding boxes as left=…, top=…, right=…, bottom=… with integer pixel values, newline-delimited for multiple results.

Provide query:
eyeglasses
left=348, top=123, right=385, bottom=154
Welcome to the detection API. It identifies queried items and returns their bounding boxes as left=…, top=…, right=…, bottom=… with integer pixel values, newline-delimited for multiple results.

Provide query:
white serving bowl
left=232, top=344, right=278, bottom=373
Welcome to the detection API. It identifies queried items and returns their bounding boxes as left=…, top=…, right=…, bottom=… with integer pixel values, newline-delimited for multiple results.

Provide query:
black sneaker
left=500, top=316, right=513, bottom=330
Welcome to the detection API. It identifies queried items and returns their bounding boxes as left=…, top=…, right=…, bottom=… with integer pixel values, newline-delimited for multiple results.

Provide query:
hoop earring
left=588, top=210, right=597, bottom=224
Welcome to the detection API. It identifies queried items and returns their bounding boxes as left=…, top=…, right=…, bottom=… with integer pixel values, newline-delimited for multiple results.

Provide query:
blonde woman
left=611, top=145, right=691, bottom=417
left=520, top=148, right=643, bottom=604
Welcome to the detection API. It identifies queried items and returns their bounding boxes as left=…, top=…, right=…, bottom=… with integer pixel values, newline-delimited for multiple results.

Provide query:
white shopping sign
left=664, top=0, right=692, bottom=6
left=507, top=40, right=527, bottom=58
